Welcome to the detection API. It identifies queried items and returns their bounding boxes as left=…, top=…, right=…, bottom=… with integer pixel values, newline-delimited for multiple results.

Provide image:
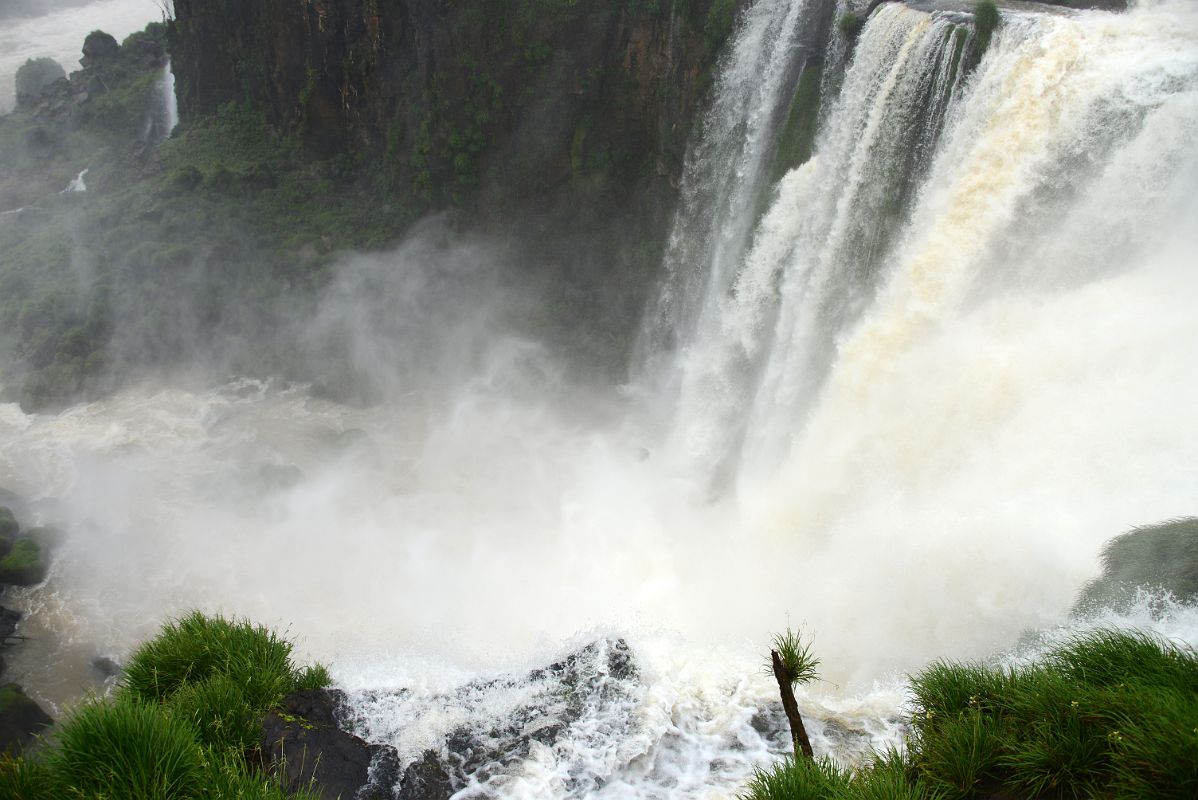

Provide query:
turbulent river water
left=1, top=1, right=1196, bottom=797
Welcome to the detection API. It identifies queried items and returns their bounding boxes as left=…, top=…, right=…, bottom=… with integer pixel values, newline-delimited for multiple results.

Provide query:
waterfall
left=648, top=1, right=1198, bottom=502
left=3, top=2, right=1197, bottom=796
left=632, top=0, right=824, bottom=393
left=143, top=58, right=178, bottom=144
left=659, top=3, right=977, bottom=483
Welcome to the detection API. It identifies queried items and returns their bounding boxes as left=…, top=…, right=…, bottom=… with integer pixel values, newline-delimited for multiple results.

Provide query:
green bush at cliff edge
left=0, top=612, right=329, bottom=798
left=740, top=628, right=1198, bottom=799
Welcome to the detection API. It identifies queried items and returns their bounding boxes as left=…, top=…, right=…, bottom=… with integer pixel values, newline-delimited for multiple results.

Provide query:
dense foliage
left=742, top=629, right=1198, bottom=799
left=0, top=612, right=329, bottom=798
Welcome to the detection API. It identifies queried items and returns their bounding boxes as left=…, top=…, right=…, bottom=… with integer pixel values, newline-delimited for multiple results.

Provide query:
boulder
left=0, top=683, right=53, bottom=755
left=1076, top=517, right=1198, bottom=615
left=0, top=538, right=47, bottom=586
left=260, top=689, right=399, bottom=800
left=80, top=31, right=120, bottom=68
left=14, top=57, right=66, bottom=110
left=0, top=507, right=18, bottom=540
left=397, top=750, right=453, bottom=800
left=0, top=607, right=19, bottom=643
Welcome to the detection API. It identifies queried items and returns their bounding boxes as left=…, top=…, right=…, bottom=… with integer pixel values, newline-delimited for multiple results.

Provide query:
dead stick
left=771, top=648, right=814, bottom=759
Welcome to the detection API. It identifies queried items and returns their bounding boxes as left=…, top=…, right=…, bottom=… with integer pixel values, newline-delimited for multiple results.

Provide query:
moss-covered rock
left=0, top=538, right=46, bottom=586
left=1076, top=517, right=1198, bottom=614
left=13, top=58, right=66, bottom=111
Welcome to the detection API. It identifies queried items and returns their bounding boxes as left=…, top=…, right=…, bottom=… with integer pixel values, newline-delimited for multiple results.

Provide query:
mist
left=1, top=0, right=1197, bottom=795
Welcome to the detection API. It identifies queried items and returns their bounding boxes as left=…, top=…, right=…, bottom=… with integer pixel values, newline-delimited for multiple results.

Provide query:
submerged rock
left=0, top=607, right=20, bottom=643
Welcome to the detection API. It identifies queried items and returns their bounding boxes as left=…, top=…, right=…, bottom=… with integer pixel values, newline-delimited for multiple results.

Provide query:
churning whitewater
left=2, top=0, right=1196, bottom=796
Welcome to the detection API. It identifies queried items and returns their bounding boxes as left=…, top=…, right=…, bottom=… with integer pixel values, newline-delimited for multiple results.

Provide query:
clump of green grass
left=3, top=612, right=331, bottom=797
left=118, top=611, right=333, bottom=755
left=741, top=755, right=851, bottom=800
left=43, top=697, right=207, bottom=798
left=121, top=611, right=327, bottom=712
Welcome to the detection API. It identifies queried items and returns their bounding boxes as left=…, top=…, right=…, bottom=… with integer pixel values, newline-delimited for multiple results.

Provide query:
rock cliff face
left=169, top=0, right=740, bottom=228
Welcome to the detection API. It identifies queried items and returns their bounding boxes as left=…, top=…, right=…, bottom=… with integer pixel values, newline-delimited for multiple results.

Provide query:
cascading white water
left=1, top=1, right=1197, bottom=797
left=632, top=0, right=815, bottom=391
left=143, top=58, right=179, bottom=143
left=662, top=3, right=975, bottom=481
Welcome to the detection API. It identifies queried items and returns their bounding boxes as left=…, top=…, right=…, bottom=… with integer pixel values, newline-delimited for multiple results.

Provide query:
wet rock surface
left=261, top=688, right=399, bottom=800
left=0, top=683, right=53, bottom=755
left=338, top=638, right=641, bottom=798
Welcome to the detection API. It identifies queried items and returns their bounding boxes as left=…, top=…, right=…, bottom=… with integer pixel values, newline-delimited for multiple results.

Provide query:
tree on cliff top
left=14, top=58, right=66, bottom=110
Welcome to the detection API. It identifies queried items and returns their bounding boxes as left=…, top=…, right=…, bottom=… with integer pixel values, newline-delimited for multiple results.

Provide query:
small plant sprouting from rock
left=767, top=627, right=819, bottom=759
left=838, top=12, right=863, bottom=38
left=771, top=628, right=820, bottom=686
left=973, top=0, right=1000, bottom=55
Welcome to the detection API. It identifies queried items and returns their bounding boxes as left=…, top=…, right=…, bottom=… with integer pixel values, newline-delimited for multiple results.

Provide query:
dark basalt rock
left=397, top=750, right=453, bottom=800
left=91, top=655, right=121, bottom=679
left=426, top=638, right=637, bottom=795
left=261, top=688, right=400, bottom=800
left=0, top=683, right=53, bottom=755
left=80, top=31, right=120, bottom=68
left=0, top=607, right=20, bottom=643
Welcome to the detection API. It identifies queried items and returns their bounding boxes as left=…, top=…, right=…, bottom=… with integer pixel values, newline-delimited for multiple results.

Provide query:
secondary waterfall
left=144, top=58, right=179, bottom=144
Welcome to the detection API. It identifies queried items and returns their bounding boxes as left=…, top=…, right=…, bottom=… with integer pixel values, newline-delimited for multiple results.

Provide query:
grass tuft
left=771, top=628, right=820, bottom=686
left=740, top=755, right=851, bottom=800
left=44, top=697, right=207, bottom=799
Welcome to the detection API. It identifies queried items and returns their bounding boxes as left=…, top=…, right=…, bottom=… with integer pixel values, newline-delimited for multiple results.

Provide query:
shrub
left=14, top=58, right=65, bottom=109
left=120, top=611, right=328, bottom=722
left=1076, top=517, right=1198, bottom=612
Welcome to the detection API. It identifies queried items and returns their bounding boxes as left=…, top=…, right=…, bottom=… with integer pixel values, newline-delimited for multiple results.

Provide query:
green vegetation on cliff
left=2, top=2, right=745, bottom=411
left=742, top=629, right=1198, bottom=800
left=0, top=612, right=328, bottom=798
